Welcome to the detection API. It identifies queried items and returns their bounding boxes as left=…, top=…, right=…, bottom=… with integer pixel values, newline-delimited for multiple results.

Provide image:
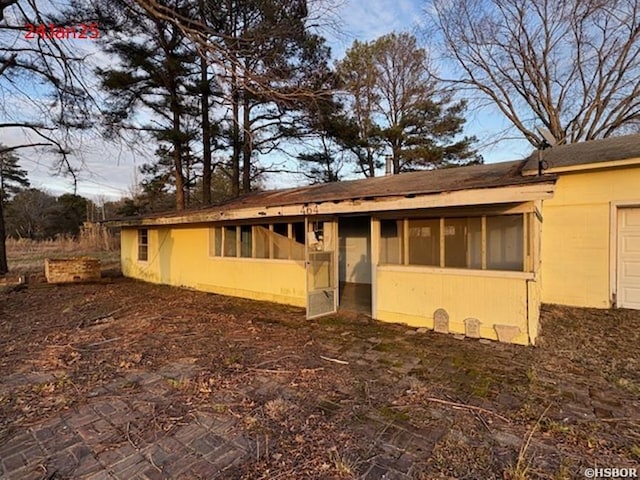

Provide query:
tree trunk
left=199, top=0, right=212, bottom=205
left=242, top=91, right=252, bottom=193
left=366, top=149, right=376, bottom=177
left=392, top=145, right=401, bottom=174
left=0, top=198, right=8, bottom=275
left=231, top=75, right=241, bottom=196
left=170, top=93, right=185, bottom=211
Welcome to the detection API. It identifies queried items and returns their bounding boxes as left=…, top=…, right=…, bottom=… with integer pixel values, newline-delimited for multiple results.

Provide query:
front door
left=618, top=207, right=640, bottom=309
left=306, top=219, right=338, bottom=319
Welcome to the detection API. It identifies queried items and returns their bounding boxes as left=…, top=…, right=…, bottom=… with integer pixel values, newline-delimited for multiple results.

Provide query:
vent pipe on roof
left=385, top=155, right=393, bottom=176
left=535, top=127, right=555, bottom=176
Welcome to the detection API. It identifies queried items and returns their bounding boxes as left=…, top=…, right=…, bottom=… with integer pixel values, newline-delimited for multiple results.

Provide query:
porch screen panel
left=380, top=220, right=402, bottom=264
left=254, top=225, right=270, bottom=258
left=468, top=218, right=483, bottom=269
left=291, top=222, right=305, bottom=260
left=224, top=226, right=237, bottom=257
left=486, top=215, right=523, bottom=271
left=273, top=224, right=289, bottom=259
left=408, top=219, right=440, bottom=266
left=443, top=217, right=483, bottom=268
left=255, top=225, right=304, bottom=260
left=444, top=218, right=467, bottom=268
left=240, top=226, right=252, bottom=258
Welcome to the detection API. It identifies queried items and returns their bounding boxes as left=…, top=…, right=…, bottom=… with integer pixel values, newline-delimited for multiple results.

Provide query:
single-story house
left=112, top=134, right=640, bottom=345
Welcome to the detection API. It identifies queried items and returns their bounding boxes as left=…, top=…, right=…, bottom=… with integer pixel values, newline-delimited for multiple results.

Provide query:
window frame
left=137, top=228, right=149, bottom=262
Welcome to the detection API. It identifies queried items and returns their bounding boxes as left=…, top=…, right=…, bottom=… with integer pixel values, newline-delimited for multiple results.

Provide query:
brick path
left=1, top=360, right=430, bottom=480
left=0, top=366, right=250, bottom=480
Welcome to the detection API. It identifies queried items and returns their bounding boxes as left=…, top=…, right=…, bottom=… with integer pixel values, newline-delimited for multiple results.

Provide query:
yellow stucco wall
left=541, top=166, right=640, bottom=308
left=375, top=266, right=537, bottom=345
left=121, top=227, right=307, bottom=306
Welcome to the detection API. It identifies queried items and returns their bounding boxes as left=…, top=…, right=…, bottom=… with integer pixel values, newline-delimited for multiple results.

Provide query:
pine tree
left=337, top=33, right=482, bottom=175
left=97, top=0, right=200, bottom=210
left=0, top=147, right=30, bottom=274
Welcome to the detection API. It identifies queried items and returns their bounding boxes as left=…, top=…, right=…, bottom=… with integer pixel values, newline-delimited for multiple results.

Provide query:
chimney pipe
left=385, top=155, right=393, bottom=176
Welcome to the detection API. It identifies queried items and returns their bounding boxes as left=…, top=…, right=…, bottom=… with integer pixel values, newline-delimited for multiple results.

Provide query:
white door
left=618, top=207, right=640, bottom=309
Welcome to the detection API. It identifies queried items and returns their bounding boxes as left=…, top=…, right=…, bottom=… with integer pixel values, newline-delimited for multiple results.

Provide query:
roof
left=522, top=133, right=640, bottom=175
left=209, top=159, right=549, bottom=210
left=112, top=159, right=556, bottom=227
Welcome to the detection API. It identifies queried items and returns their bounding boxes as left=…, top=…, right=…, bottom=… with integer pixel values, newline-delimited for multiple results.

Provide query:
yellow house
left=113, top=134, right=640, bottom=345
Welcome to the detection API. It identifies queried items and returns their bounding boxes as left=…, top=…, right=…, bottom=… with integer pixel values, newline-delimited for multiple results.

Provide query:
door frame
left=609, top=200, right=640, bottom=307
left=336, top=215, right=373, bottom=314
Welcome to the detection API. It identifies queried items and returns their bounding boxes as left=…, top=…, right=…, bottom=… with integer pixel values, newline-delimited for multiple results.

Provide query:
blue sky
left=3, top=0, right=534, bottom=201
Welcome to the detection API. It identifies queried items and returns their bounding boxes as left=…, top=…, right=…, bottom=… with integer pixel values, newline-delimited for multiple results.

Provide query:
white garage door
left=618, top=207, right=640, bottom=309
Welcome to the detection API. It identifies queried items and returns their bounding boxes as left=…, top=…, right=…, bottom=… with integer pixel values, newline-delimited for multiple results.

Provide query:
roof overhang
left=111, top=181, right=556, bottom=228
left=522, top=156, right=640, bottom=176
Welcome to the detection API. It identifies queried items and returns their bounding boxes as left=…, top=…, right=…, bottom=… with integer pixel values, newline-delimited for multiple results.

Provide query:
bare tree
left=0, top=0, right=96, bottom=274
left=428, top=0, right=640, bottom=146
left=0, top=1, right=94, bottom=182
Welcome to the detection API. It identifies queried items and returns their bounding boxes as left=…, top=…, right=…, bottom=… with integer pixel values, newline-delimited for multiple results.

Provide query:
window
left=210, top=227, right=222, bottom=257
left=254, top=225, right=270, bottom=258
left=444, top=217, right=482, bottom=268
left=224, top=226, right=237, bottom=257
left=273, top=223, right=289, bottom=259
left=138, top=229, right=148, bottom=261
left=486, top=215, right=523, bottom=271
left=209, top=221, right=306, bottom=261
left=291, top=222, right=305, bottom=260
left=240, top=225, right=252, bottom=258
left=408, top=219, right=440, bottom=266
left=380, top=219, right=402, bottom=264
left=293, top=222, right=305, bottom=244
left=379, top=214, right=527, bottom=272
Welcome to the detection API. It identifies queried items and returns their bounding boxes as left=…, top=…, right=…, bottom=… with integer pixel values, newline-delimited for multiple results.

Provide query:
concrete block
left=464, top=318, right=481, bottom=338
left=494, top=325, right=521, bottom=343
left=433, top=308, right=449, bottom=334
left=45, top=257, right=101, bottom=284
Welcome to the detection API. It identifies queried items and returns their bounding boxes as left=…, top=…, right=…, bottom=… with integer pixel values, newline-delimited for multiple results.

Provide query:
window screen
left=486, top=215, right=523, bottom=271
left=380, top=219, right=402, bottom=264
left=273, top=223, right=289, bottom=259
left=254, top=225, right=270, bottom=258
left=408, top=219, right=440, bottom=266
left=224, top=226, right=237, bottom=257
left=444, top=217, right=482, bottom=268
left=240, top=225, right=252, bottom=258
left=210, top=227, right=222, bottom=257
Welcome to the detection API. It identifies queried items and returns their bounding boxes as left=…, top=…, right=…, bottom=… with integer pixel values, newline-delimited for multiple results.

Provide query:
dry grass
left=5, top=224, right=120, bottom=274
left=506, top=405, right=553, bottom=480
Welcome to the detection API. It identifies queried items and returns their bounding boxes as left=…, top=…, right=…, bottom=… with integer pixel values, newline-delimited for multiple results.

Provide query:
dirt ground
left=1, top=275, right=639, bottom=479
